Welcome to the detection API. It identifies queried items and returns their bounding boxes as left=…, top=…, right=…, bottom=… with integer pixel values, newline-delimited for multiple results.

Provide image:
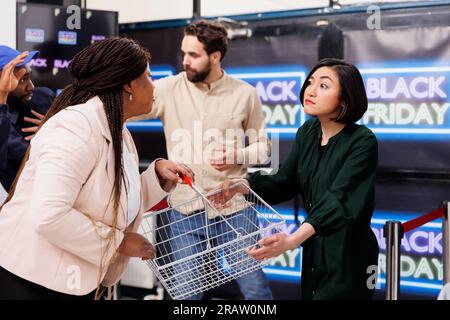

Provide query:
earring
left=339, top=105, right=347, bottom=117
left=129, top=94, right=133, bottom=102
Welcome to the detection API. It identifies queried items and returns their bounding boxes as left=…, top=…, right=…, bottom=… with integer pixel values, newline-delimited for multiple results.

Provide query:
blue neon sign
left=227, top=65, right=308, bottom=139
left=358, top=60, right=450, bottom=141
left=262, top=207, right=445, bottom=297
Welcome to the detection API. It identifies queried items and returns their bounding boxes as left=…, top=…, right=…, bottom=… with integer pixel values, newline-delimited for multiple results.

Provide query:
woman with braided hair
left=0, top=37, right=193, bottom=299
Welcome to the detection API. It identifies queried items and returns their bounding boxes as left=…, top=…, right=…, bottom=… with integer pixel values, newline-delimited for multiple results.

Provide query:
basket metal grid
left=139, top=182, right=285, bottom=300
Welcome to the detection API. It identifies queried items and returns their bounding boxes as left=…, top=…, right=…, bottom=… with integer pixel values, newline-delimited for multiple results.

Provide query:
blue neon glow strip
left=377, top=278, right=444, bottom=290
left=372, top=218, right=442, bottom=229
left=127, top=121, right=163, bottom=127
left=264, top=269, right=302, bottom=277
left=361, top=66, right=450, bottom=74
left=152, top=71, right=174, bottom=77
left=229, top=71, right=306, bottom=79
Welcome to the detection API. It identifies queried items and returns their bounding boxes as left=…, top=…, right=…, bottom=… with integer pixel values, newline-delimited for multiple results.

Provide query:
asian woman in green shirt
left=216, top=58, right=379, bottom=300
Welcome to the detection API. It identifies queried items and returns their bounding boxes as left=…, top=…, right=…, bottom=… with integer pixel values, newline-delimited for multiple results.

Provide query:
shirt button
left=311, top=267, right=314, bottom=272
left=312, top=290, right=315, bottom=295
left=309, top=203, right=312, bottom=207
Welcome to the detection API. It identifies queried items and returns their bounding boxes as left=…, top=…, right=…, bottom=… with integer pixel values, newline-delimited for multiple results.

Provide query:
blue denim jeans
left=168, top=208, right=273, bottom=300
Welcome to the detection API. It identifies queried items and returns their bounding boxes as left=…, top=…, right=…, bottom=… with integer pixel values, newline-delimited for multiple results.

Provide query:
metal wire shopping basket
left=139, top=181, right=286, bottom=300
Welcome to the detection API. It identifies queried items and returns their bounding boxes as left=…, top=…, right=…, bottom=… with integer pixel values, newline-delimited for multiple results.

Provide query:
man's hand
left=0, top=52, right=29, bottom=104
left=209, top=145, right=240, bottom=171
left=22, top=110, right=45, bottom=141
left=208, top=179, right=250, bottom=209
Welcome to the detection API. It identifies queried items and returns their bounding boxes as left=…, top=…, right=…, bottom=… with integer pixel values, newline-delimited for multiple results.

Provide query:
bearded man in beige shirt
left=138, top=20, right=273, bottom=300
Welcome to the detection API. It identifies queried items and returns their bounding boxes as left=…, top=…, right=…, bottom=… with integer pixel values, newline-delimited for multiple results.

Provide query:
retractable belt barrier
left=384, top=202, right=450, bottom=300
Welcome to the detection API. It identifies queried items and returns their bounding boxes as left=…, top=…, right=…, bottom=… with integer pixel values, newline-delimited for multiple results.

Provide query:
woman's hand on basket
left=118, top=232, right=156, bottom=260
left=247, top=233, right=296, bottom=261
left=155, top=159, right=194, bottom=192
left=248, top=223, right=316, bottom=260
left=208, top=179, right=250, bottom=209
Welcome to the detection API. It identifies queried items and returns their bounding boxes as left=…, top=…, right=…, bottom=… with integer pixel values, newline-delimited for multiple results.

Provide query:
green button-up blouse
left=249, top=118, right=379, bottom=300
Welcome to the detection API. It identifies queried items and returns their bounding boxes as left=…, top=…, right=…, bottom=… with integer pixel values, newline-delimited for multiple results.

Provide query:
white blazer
left=0, top=96, right=167, bottom=295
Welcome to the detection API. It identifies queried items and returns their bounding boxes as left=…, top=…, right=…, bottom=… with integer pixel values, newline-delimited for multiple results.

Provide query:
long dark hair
left=3, top=37, right=150, bottom=298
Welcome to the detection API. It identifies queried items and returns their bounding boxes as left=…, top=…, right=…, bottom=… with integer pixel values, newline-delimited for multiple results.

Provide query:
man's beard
left=185, top=62, right=211, bottom=83
left=7, top=93, right=32, bottom=112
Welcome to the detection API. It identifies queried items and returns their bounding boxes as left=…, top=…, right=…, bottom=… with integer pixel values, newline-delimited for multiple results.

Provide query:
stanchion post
left=106, top=283, right=119, bottom=300
left=383, top=220, right=404, bottom=300
left=444, top=201, right=450, bottom=285
left=113, top=283, right=119, bottom=300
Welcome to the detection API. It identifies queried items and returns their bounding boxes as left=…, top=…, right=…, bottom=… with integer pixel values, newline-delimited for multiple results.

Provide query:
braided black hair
left=3, top=37, right=151, bottom=299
